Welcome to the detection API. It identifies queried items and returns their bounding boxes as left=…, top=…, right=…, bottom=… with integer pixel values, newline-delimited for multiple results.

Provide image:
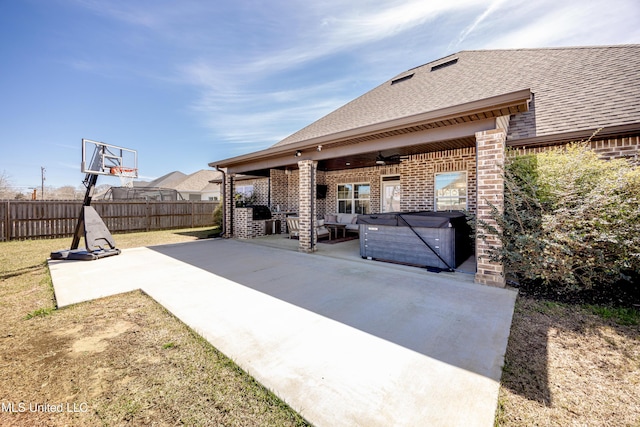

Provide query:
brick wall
left=270, top=169, right=299, bottom=212
left=510, top=135, right=640, bottom=164
left=592, top=136, right=639, bottom=163
left=507, top=95, right=537, bottom=140
left=323, top=165, right=399, bottom=216
left=399, top=148, right=477, bottom=213
left=319, top=148, right=477, bottom=217
left=233, top=207, right=250, bottom=239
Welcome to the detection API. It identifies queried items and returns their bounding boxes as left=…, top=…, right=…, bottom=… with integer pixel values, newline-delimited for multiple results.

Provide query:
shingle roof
left=145, top=171, right=187, bottom=188
left=173, top=170, right=221, bottom=192
left=274, top=45, right=640, bottom=146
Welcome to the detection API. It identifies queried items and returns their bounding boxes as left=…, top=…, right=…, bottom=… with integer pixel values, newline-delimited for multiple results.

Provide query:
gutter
left=214, top=166, right=226, bottom=237
left=507, top=123, right=640, bottom=148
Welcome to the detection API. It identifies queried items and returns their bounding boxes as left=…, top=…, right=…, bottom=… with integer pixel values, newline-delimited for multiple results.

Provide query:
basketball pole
left=70, top=168, right=99, bottom=250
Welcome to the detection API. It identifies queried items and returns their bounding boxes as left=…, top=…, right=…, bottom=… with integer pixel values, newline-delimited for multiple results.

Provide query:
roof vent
left=430, top=58, right=458, bottom=72
left=391, top=73, right=414, bottom=85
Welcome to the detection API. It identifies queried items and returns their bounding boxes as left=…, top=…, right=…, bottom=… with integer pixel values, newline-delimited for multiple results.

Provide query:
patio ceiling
left=316, top=136, right=476, bottom=171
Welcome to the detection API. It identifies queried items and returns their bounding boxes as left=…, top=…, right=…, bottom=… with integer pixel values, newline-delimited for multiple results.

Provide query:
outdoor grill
left=249, top=205, right=272, bottom=221
left=357, top=211, right=472, bottom=271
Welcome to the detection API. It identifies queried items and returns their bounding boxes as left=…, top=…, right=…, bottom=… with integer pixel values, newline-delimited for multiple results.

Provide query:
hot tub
left=357, top=211, right=472, bottom=271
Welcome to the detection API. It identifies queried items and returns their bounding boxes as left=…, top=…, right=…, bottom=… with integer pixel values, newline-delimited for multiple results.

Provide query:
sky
left=1, top=0, right=639, bottom=191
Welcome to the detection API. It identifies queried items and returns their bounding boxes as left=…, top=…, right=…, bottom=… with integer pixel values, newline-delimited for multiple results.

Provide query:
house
left=100, top=170, right=222, bottom=201
left=138, top=170, right=222, bottom=201
left=145, top=171, right=188, bottom=189
left=209, top=45, right=640, bottom=287
left=171, top=169, right=222, bottom=201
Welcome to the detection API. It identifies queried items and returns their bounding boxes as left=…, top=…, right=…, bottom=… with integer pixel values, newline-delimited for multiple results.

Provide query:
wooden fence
left=0, top=200, right=219, bottom=241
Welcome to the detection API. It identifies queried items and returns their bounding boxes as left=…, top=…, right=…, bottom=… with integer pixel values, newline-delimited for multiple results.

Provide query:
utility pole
left=41, top=167, right=46, bottom=200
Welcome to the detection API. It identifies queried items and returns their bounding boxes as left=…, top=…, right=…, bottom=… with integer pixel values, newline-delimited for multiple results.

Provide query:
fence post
left=4, top=201, right=9, bottom=241
left=191, top=201, right=195, bottom=228
left=146, top=200, right=150, bottom=232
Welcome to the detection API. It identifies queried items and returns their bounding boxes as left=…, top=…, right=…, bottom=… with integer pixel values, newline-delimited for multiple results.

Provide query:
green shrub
left=479, top=141, right=640, bottom=297
left=212, top=201, right=223, bottom=229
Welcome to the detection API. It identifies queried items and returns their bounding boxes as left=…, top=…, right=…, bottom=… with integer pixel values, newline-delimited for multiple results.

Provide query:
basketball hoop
left=110, top=166, right=137, bottom=188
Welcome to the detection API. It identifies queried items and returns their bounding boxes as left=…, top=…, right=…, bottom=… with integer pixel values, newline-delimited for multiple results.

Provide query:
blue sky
left=1, top=0, right=639, bottom=191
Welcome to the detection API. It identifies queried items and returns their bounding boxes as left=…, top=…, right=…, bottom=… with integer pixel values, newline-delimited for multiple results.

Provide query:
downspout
left=214, top=166, right=227, bottom=237
left=267, top=176, right=271, bottom=208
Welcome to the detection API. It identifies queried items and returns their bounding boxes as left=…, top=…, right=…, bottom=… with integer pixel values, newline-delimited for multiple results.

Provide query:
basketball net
left=110, top=167, right=137, bottom=188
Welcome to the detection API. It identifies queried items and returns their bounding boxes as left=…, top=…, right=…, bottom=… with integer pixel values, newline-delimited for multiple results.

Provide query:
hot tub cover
left=357, top=211, right=467, bottom=228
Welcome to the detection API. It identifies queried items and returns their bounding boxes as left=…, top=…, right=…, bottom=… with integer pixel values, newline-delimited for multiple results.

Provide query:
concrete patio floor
left=49, top=237, right=517, bottom=426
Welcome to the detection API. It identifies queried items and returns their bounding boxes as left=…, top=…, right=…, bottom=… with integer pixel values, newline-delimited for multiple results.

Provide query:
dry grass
left=0, top=228, right=308, bottom=426
left=496, top=297, right=640, bottom=427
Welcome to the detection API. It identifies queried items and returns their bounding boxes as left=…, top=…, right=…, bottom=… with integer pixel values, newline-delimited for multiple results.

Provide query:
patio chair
left=286, top=217, right=300, bottom=239
left=316, top=219, right=330, bottom=240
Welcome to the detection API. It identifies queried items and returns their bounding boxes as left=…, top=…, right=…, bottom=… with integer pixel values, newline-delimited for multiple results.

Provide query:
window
left=434, top=171, right=467, bottom=211
left=234, top=184, right=255, bottom=206
left=337, top=183, right=370, bottom=214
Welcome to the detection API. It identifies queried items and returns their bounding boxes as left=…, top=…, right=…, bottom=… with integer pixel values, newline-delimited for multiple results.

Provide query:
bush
left=212, top=201, right=223, bottom=230
left=479, top=141, right=640, bottom=301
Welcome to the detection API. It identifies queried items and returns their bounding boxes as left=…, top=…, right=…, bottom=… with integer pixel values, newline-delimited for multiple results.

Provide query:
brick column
left=298, top=160, right=317, bottom=253
left=475, top=129, right=506, bottom=287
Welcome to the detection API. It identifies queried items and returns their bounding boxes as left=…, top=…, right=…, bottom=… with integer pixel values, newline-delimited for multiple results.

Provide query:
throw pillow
left=325, top=214, right=337, bottom=223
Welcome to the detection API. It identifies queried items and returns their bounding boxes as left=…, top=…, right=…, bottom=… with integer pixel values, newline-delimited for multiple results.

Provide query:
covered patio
left=210, top=89, right=532, bottom=288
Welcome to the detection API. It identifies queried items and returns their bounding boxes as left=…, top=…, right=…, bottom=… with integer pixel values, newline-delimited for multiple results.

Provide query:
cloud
left=248, top=0, right=487, bottom=73
left=67, top=0, right=640, bottom=157
left=466, top=0, right=640, bottom=49
left=172, top=0, right=498, bottom=152
left=450, top=0, right=507, bottom=49
left=190, top=76, right=353, bottom=149
left=70, top=0, right=211, bottom=30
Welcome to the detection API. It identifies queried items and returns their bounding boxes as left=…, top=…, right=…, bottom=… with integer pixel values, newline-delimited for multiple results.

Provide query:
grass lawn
left=1, top=228, right=638, bottom=426
left=0, top=228, right=309, bottom=426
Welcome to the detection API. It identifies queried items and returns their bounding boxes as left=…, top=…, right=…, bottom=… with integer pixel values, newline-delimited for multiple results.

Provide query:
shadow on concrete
left=149, top=238, right=516, bottom=382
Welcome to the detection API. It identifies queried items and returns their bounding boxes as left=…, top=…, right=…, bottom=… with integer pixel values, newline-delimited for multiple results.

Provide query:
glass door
left=381, top=179, right=401, bottom=213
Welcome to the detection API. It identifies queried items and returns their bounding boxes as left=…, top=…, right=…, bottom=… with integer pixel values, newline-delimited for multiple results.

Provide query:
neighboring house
left=100, top=170, right=222, bottom=201
left=209, top=45, right=640, bottom=287
left=172, top=169, right=222, bottom=201
left=145, top=171, right=188, bottom=189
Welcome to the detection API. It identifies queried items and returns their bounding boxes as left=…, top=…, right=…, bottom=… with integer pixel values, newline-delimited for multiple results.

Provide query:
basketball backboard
left=81, top=139, right=138, bottom=177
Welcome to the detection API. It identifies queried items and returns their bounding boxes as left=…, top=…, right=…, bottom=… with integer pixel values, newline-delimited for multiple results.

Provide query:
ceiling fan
left=375, top=151, right=408, bottom=165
